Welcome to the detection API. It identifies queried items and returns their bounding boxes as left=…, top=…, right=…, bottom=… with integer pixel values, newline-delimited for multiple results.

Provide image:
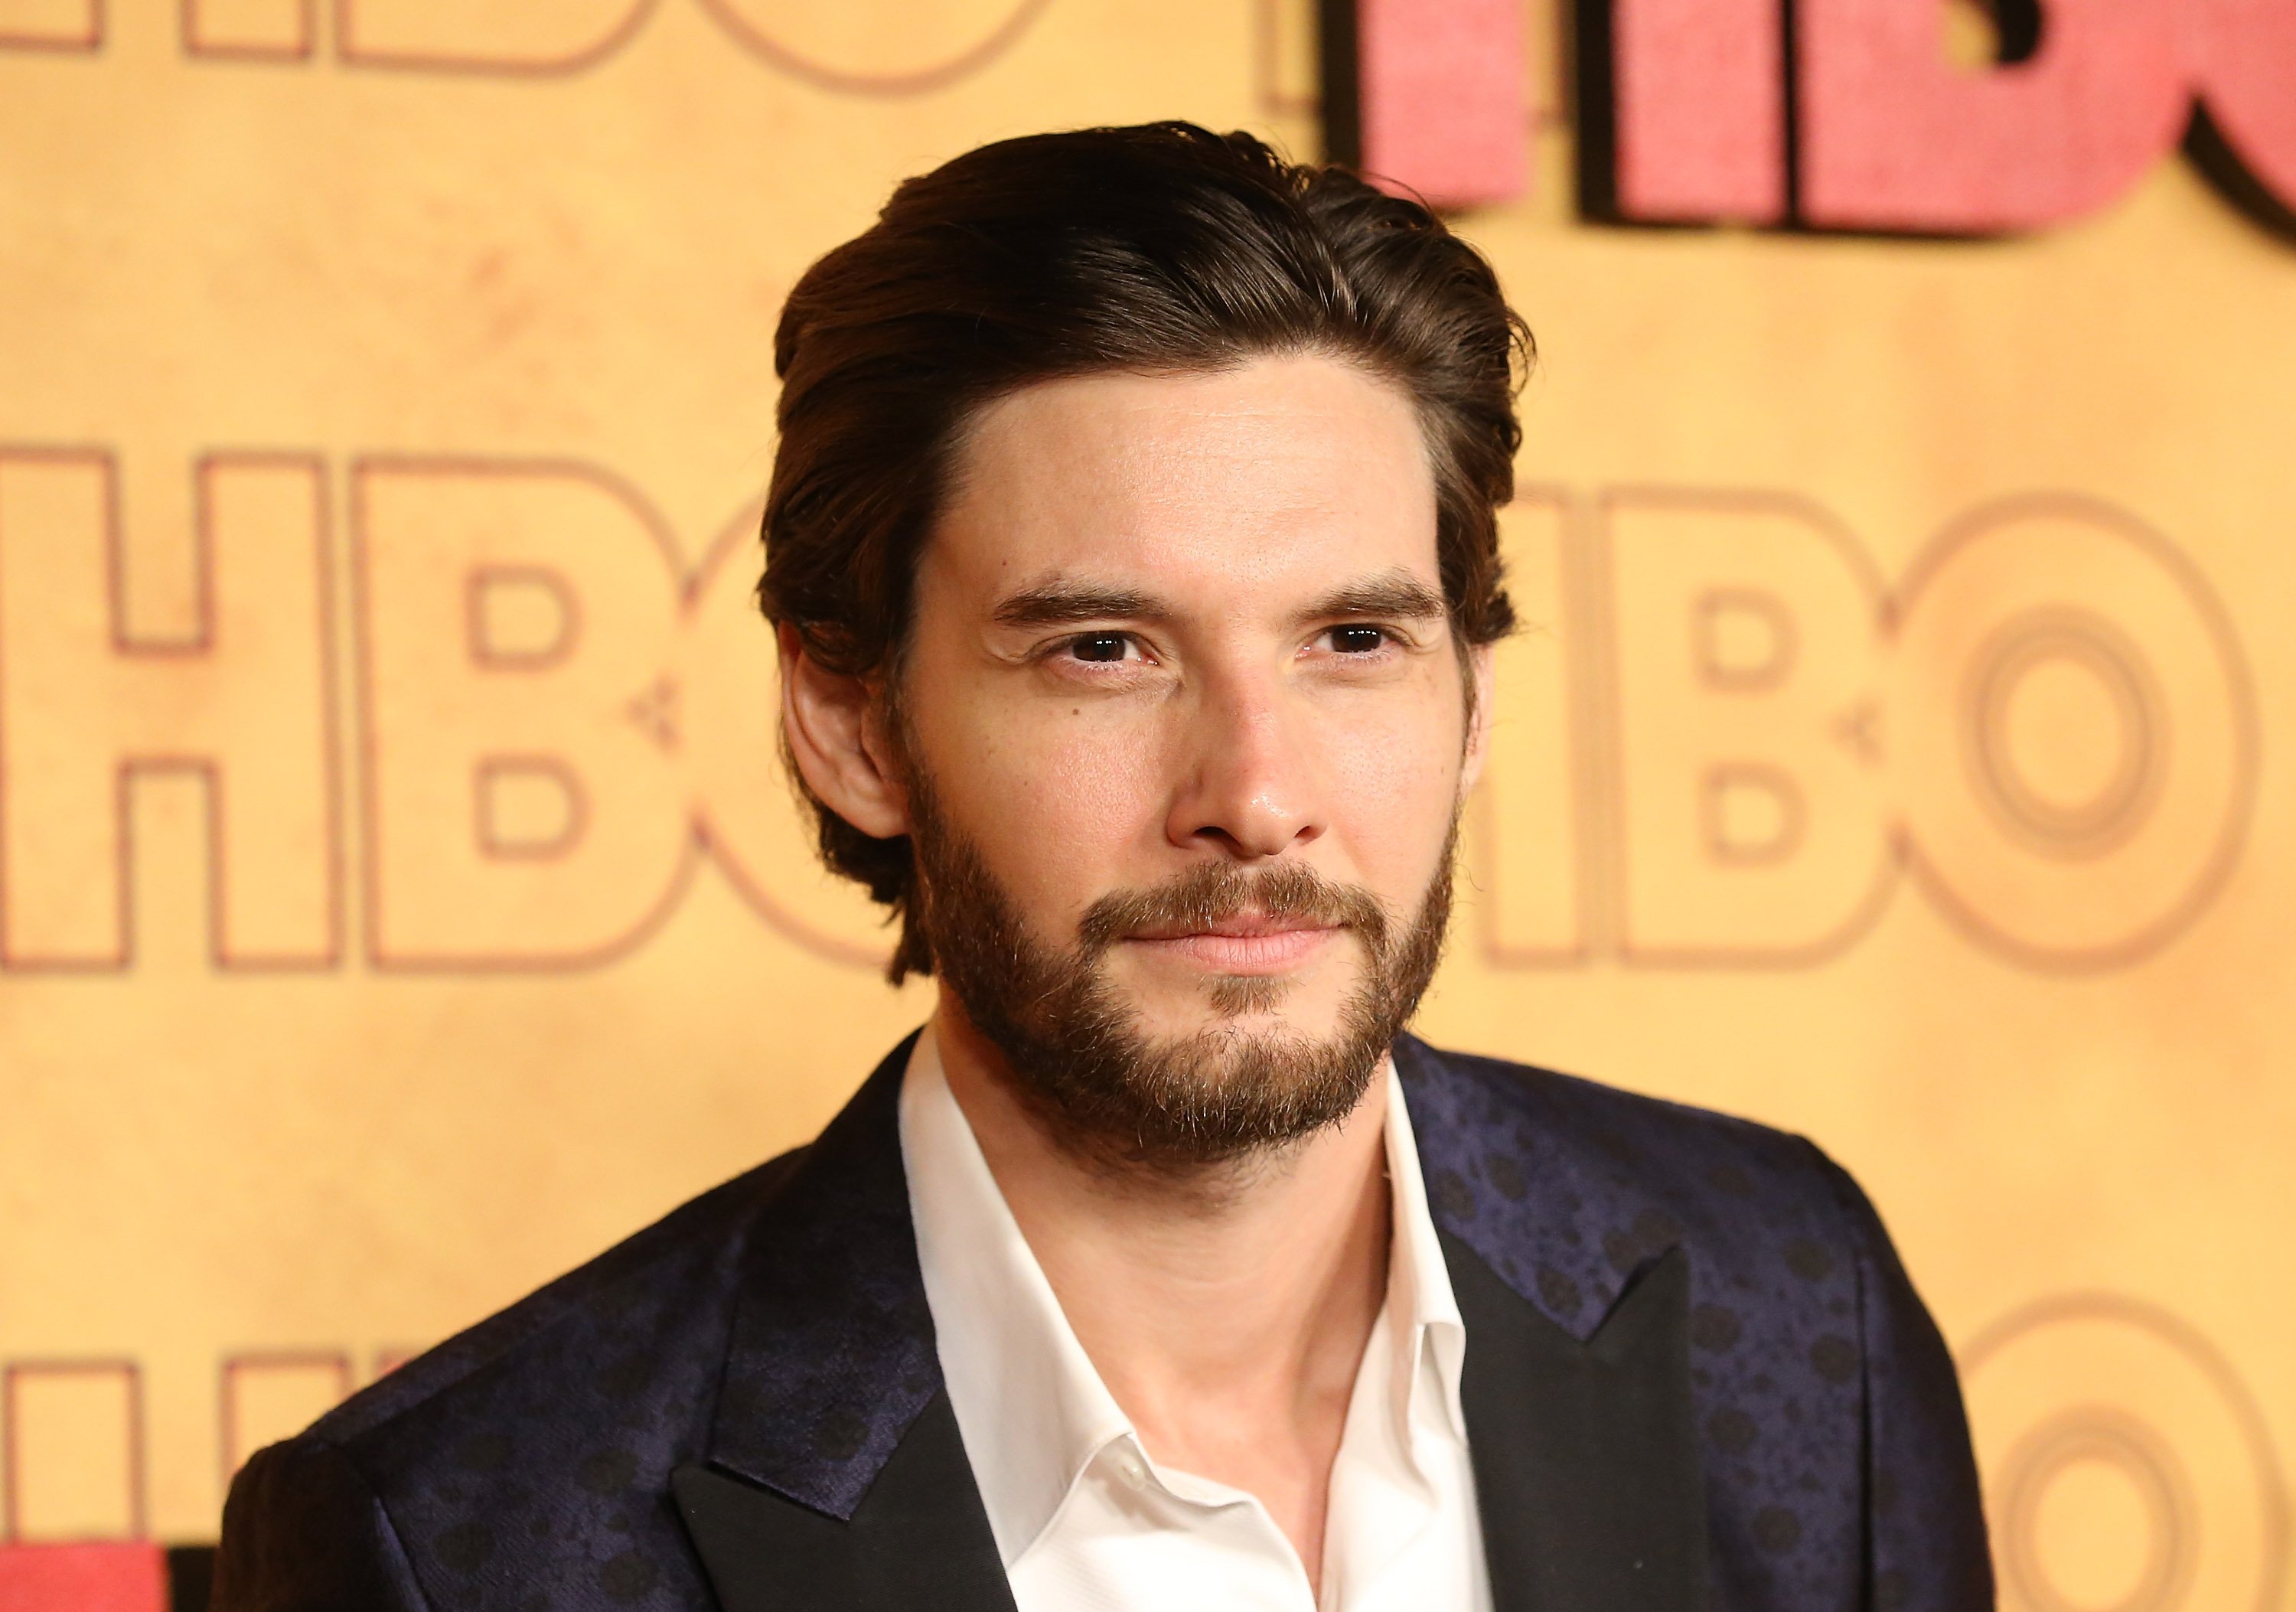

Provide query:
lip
left=1123, top=924, right=1340, bottom=975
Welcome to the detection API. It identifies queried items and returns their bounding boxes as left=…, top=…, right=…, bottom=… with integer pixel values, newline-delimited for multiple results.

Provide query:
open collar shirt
left=898, top=1024, right=1493, bottom=1612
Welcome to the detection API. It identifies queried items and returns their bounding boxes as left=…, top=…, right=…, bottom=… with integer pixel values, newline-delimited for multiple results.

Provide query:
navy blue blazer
left=214, top=1033, right=1992, bottom=1611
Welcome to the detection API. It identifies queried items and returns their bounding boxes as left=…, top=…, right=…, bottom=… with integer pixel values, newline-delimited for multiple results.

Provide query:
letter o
left=1960, top=1295, right=2289, bottom=1612
left=1889, top=498, right=2257, bottom=968
left=692, top=0, right=1049, bottom=93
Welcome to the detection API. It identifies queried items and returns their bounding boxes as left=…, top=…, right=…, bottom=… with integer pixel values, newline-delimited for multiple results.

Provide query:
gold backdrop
left=0, top=2, right=2288, bottom=1606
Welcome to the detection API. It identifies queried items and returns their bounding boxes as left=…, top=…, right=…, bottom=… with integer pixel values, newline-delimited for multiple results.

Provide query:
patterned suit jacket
left=214, top=1032, right=1994, bottom=1611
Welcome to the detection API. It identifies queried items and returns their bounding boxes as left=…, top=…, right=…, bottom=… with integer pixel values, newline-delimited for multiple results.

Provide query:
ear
left=1459, top=641, right=1498, bottom=798
left=778, top=624, right=912, bottom=840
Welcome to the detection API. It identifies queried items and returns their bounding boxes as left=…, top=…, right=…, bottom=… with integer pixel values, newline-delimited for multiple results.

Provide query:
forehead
left=928, top=354, right=1437, bottom=605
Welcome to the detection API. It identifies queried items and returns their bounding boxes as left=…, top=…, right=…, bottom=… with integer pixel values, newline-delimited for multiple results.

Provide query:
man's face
left=895, top=354, right=1490, bottom=1163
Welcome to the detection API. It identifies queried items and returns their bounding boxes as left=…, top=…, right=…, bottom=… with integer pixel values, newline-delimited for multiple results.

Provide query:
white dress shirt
left=899, top=1024, right=1492, bottom=1612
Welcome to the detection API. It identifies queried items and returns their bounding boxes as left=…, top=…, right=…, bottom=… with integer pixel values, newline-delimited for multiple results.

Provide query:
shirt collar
left=899, top=1022, right=1469, bottom=1567
left=1380, top=1053, right=1469, bottom=1441
left=900, top=1024, right=1132, bottom=1565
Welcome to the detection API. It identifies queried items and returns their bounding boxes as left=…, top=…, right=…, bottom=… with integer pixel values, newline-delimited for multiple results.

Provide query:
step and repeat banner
left=1, top=0, right=2290, bottom=1607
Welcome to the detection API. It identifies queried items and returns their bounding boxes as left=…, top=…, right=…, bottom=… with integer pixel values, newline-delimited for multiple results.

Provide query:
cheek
left=1313, top=695, right=1468, bottom=885
left=911, top=680, right=1168, bottom=912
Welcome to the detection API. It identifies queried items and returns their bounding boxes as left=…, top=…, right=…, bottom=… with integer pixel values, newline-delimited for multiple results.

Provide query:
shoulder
left=1404, top=1038, right=1985, bottom=1605
left=1407, top=1036, right=1825, bottom=1173
left=315, top=1147, right=805, bottom=1455
left=1397, top=1035, right=1879, bottom=1326
left=1401, top=1034, right=1856, bottom=1231
left=218, top=1149, right=807, bottom=1607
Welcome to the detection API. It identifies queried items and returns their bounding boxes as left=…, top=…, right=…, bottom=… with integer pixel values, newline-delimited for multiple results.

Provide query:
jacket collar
left=678, top=1030, right=1707, bottom=1612
left=703, top=1030, right=941, bottom=1520
left=1399, top=1033, right=1712, bottom=1610
left=1394, top=1033, right=1681, bottom=1341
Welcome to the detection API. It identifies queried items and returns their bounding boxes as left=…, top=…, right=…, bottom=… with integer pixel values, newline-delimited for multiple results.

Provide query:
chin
left=1128, top=971, right=1353, bottom=1041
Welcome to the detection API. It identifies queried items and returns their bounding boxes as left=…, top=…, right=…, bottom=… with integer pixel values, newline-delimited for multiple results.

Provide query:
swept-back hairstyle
left=760, top=121, right=1531, bottom=981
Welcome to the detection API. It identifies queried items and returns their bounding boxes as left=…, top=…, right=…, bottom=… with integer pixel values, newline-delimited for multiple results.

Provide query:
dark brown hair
left=759, top=121, right=1531, bottom=980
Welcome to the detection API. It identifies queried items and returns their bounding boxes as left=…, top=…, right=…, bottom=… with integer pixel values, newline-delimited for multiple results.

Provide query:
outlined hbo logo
left=0, top=452, right=2259, bottom=976
left=1472, top=489, right=2258, bottom=974
left=1, top=0, right=1049, bottom=93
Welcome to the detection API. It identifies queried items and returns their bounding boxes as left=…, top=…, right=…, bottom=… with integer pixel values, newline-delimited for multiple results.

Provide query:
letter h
left=0, top=449, right=338, bottom=969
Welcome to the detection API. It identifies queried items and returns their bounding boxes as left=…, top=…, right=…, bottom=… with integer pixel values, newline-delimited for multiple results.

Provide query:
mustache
left=1075, top=861, right=1392, bottom=957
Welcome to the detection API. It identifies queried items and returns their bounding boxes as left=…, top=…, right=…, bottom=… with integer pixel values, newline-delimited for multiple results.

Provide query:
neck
left=931, top=994, right=1393, bottom=1586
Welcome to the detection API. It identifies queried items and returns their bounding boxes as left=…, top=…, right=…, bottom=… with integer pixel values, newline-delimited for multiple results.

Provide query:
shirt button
left=1112, top=1449, right=1149, bottom=1487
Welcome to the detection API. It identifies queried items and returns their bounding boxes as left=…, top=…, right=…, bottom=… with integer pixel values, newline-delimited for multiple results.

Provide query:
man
left=217, top=123, right=1991, bottom=1611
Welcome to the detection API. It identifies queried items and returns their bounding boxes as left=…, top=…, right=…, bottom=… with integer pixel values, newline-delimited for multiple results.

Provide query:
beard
left=905, top=769, right=1456, bottom=1175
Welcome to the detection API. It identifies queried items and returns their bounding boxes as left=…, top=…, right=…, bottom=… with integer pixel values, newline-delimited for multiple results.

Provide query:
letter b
left=1603, top=492, right=1894, bottom=962
left=353, top=459, right=690, bottom=967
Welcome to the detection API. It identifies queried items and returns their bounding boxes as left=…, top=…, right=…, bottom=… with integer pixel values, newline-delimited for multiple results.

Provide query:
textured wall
left=0, top=2, right=2288, bottom=1607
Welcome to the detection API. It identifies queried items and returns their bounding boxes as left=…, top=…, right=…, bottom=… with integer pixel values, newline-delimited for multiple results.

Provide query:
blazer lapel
left=675, top=1032, right=1014, bottom=1612
left=1397, top=1035, right=1711, bottom=1610
left=1448, top=1236, right=1711, bottom=1612
left=673, top=1390, right=1016, bottom=1612
left=673, top=1029, right=1709, bottom=1610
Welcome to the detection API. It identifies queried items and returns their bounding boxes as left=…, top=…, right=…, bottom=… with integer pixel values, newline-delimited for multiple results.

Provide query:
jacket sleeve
left=1812, top=1147, right=1996, bottom=1612
left=212, top=1437, right=431, bottom=1612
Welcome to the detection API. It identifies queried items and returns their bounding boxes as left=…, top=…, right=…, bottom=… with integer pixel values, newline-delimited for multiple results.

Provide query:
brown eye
left=1329, top=625, right=1387, bottom=654
left=1069, top=633, right=1130, bottom=663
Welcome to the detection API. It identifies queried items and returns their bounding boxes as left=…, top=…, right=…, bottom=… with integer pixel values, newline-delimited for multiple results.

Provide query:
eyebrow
left=1295, top=569, right=1447, bottom=625
left=992, top=582, right=1166, bottom=628
left=987, top=568, right=1448, bottom=631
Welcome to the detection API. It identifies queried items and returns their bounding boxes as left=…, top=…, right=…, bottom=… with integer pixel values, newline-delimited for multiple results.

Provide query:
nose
left=1163, top=668, right=1326, bottom=860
